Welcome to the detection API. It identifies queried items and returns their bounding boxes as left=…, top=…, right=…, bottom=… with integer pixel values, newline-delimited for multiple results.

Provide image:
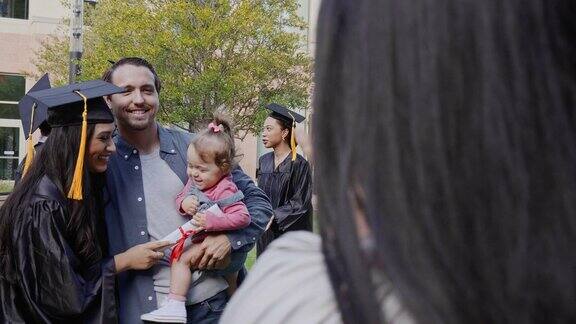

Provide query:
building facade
left=0, top=0, right=67, bottom=192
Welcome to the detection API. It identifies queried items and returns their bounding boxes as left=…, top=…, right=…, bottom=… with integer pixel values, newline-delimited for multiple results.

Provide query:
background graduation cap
left=18, top=73, right=51, bottom=176
left=27, top=80, right=125, bottom=200
left=19, top=73, right=51, bottom=137
left=265, top=103, right=305, bottom=161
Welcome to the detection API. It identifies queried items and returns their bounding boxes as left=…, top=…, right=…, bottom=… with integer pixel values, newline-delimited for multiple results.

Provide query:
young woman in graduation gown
left=256, top=105, right=313, bottom=255
left=0, top=81, right=170, bottom=323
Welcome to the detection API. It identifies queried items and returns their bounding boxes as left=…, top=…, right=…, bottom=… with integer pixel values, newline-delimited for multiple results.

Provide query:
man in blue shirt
left=102, top=57, right=273, bottom=323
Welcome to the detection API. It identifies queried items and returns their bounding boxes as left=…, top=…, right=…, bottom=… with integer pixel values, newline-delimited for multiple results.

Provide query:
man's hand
left=189, top=234, right=232, bottom=270
left=182, top=196, right=199, bottom=216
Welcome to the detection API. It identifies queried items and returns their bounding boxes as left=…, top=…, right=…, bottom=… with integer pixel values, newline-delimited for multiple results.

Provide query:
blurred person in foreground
left=221, top=0, right=576, bottom=323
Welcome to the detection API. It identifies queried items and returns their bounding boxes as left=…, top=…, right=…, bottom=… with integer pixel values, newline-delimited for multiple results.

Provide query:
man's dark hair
left=314, top=0, right=576, bottom=323
left=102, top=57, right=162, bottom=93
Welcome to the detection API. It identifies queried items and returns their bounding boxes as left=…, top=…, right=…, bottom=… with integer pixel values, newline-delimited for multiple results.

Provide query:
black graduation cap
left=266, top=103, right=305, bottom=125
left=265, top=103, right=305, bottom=161
left=27, top=80, right=124, bottom=127
left=26, top=80, right=124, bottom=200
left=18, top=73, right=51, bottom=137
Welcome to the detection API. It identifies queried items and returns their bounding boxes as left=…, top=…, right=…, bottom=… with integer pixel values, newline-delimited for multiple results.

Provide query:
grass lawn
left=244, top=247, right=257, bottom=270
left=0, top=180, right=14, bottom=194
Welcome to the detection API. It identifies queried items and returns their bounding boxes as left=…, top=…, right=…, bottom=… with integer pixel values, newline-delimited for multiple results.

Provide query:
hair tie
left=208, top=122, right=224, bottom=133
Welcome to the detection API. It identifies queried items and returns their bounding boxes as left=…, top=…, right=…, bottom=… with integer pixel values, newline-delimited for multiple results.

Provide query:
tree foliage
left=34, top=0, right=312, bottom=135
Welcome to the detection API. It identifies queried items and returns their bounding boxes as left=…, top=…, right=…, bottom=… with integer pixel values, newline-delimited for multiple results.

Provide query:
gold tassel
left=68, top=91, right=88, bottom=200
left=22, top=138, right=35, bottom=176
left=290, top=122, right=297, bottom=161
left=22, top=103, right=37, bottom=177
left=288, top=112, right=297, bottom=161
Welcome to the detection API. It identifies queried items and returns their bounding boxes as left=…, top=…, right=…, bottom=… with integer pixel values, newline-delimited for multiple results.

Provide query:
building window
left=0, top=0, right=28, bottom=20
left=0, top=74, right=25, bottom=102
left=0, top=73, right=25, bottom=191
left=0, top=103, right=19, bottom=119
left=0, top=74, right=25, bottom=132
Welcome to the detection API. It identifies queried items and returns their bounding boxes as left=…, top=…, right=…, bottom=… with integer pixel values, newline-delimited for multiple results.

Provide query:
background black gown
left=256, top=152, right=313, bottom=255
left=0, top=176, right=117, bottom=323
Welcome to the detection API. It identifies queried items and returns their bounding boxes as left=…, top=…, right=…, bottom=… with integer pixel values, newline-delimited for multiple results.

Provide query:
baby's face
left=187, top=145, right=224, bottom=191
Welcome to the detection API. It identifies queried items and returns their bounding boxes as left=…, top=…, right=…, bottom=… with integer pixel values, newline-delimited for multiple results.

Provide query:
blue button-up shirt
left=105, top=124, right=272, bottom=323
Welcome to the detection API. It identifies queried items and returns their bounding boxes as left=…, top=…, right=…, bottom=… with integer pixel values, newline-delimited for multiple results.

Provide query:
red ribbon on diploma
left=170, top=227, right=197, bottom=263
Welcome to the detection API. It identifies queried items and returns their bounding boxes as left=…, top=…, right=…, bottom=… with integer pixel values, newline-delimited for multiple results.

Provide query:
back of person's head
left=314, top=1, right=576, bottom=323
left=191, top=113, right=237, bottom=175
left=101, top=57, right=162, bottom=93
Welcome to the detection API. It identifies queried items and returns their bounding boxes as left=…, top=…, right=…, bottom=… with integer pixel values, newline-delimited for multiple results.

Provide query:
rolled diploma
left=160, top=204, right=223, bottom=244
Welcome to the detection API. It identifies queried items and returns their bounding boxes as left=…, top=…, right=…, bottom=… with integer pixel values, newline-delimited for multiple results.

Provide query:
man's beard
left=117, top=105, right=157, bottom=131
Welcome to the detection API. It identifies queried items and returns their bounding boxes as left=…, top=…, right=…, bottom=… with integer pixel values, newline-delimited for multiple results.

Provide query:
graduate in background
left=256, top=103, right=313, bottom=255
left=0, top=80, right=171, bottom=323
left=223, top=0, right=576, bottom=323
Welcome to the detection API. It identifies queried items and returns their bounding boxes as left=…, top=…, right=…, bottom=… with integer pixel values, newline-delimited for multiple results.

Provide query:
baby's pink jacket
left=175, top=175, right=250, bottom=231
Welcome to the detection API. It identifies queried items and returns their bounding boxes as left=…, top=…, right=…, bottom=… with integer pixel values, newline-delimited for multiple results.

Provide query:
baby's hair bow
left=208, top=122, right=224, bottom=133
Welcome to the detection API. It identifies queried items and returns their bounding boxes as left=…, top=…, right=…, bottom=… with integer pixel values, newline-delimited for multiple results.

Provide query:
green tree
left=34, top=0, right=312, bottom=135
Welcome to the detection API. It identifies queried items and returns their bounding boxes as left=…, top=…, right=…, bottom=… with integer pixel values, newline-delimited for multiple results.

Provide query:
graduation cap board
left=27, top=79, right=123, bottom=127
left=26, top=80, right=125, bottom=200
left=265, top=103, right=305, bottom=161
left=266, top=103, right=305, bottom=124
left=18, top=74, right=51, bottom=177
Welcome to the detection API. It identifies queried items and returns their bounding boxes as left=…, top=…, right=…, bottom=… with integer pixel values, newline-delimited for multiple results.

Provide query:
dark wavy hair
left=314, top=0, right=576, bottom=323
left=0, top=124, right=106, bottom=280
left=102, top=57, right=162, bottom=93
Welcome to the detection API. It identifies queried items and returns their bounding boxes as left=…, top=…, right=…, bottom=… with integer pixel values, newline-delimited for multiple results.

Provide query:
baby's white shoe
left=140, top=298, right=187, bottom=323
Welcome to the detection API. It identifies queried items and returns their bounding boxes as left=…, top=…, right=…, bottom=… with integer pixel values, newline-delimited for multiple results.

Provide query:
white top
left=221, top=231, right=415, bottom=324
left=221, top=231, right=341, bottom=323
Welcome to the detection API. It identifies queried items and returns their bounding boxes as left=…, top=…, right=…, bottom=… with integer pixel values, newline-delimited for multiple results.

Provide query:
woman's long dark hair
left=314, top=0, right=576, bottom=323
left=0, top=124, right=106, bottom=280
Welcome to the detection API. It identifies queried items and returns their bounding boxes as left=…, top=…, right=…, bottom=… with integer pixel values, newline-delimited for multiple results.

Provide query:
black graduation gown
left=256, top=152, right=313, bottom=255
left=0, top=176, right=117, bottom=324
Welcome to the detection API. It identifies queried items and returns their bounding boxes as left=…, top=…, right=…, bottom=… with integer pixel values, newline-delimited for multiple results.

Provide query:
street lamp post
left=68, top=0, right=98, bottom=84
left=68, top=0, right=83, bottom=84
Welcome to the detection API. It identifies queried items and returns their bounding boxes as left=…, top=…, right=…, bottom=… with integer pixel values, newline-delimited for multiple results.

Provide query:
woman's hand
left=182, top=196, right=199, bottom=216
left=114, top=240, right=172, bottom=273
